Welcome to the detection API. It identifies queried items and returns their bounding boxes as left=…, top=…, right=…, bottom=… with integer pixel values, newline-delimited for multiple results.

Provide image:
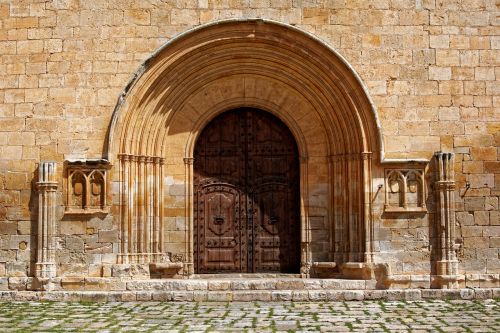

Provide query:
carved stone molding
left=65, top=160, right=111, bottom=214
left=433, top=152, right=460, bottom=289
left=117, top=154, right=165, bottom=265
left=384, top=168, right=426, bottom=213
left=35, top=162, right=58, bottom=285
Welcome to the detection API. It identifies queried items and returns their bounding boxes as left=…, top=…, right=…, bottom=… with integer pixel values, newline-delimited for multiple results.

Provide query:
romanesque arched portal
left=107, top=19, right=381, bottom=277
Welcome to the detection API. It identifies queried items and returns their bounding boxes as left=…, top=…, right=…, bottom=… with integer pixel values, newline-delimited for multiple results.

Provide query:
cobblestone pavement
left=0, top=300, right=498, bottom=332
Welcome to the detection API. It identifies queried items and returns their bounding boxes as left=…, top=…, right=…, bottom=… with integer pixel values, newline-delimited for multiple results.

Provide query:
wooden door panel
left=195, top=184, right=245, bottom=272
left=194, top=108, right=300, bottom=274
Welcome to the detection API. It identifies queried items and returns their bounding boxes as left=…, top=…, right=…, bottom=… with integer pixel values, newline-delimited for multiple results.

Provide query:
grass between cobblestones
left=0, top=300, right=498, bottom=332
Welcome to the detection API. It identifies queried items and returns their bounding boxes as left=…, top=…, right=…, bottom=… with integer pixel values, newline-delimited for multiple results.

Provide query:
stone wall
left=0, top=0, right=498, bottom=287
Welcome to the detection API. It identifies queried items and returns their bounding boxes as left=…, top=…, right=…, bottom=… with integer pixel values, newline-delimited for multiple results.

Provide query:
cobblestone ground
left=0, top=300, right=498, bottom=332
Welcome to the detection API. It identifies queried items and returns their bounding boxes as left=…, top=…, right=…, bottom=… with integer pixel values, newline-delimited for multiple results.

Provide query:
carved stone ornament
left=384, top=168, right=426, bottom=213
left=65, top=160, right=111, bottom=214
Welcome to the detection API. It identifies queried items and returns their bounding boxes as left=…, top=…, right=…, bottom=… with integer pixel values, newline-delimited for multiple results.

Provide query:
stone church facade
left=0, top=1, right=498, bottom=293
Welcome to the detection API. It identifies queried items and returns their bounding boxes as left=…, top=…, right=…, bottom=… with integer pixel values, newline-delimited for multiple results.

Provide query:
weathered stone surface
left=0, top=1, right=497, bottom=293
left=208, top=281, right=230, bottom=291
left=111, top=265, right=149, bottom=279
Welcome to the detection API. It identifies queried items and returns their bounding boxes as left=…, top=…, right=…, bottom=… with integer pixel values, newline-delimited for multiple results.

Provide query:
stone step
left=0, top=288, right=497, bottom=302
left=55, top=277, right=369, bottom=292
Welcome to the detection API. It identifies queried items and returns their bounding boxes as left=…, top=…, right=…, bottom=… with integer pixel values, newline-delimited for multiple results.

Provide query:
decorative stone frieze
left=65, top=160, right=111, bottom=214
left=433, top=152, right=460, bottom=289
left=384, top=168, right=426, bottom=213
left=35, top=162, right=58, bottom=288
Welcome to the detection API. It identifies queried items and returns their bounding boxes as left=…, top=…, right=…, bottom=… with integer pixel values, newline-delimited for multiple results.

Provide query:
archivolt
left=106, top=19, right=382, bottom=162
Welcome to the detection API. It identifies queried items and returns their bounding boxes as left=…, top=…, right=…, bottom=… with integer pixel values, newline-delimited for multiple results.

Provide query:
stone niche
left=64, top=160, right=111, bottom=214
left=384, top=167, right=427, bottom=213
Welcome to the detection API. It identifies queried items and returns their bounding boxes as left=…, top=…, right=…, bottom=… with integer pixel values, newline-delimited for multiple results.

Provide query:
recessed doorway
left=193, top=108, right=301, bottom=273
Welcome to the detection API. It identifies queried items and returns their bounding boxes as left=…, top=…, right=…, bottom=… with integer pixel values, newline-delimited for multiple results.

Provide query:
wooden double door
left=194, top=108, right=300, bottom=273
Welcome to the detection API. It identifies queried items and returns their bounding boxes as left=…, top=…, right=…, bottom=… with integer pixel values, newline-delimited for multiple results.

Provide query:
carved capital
left=183, top=157, right=194, bottom=165
left=361, top=151, right=373, bottom=160
left=118, top=153, right=131, bottom=162
left=37, top=182, right=58, bottom=191
left=435, top=180, right=456, bottom=191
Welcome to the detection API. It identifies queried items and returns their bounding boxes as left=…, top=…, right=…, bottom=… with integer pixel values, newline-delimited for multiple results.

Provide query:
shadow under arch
left=107, top=19, right=383, bottom=276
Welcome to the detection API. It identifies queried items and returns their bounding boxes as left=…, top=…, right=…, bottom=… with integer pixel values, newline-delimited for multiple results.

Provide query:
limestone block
left=60, top=221, right=86, bottom=235
left=490, top=211, right=499, bottom=226
left=65, top=236, right=84, bottom=251
left=136, top=291, right=152, bottom=301
left=207, top=291, right=232, bottom=302
left=111, top=264, right=149, bottom=279
left=6, top=262, right=27, bottom=277
left=232, top=291, right=271, bottom=302
left=152, top=292, right=173, bottom=301
left=0, top=222, right=18, bottom=235
left=172, top=291, right=194, bottom=301
left=474, top=289, right=493, bottom=299
left=208, top=281, right=231, bottom=291
left=276, top=280, right=304, bottom=290
left=0, top=278, right=8, bottom=291
left=121, top=292, right=137, bottom=301
left=343, top=290, right=364, bottom=301
left=271, top=291, right=292, bottom=301
left=98, top=230, right=118, bottom=243
left=185, top=280, right=208, bottom=291
left=303, top=8, right=329, bottom=24
left=308, top=290, right=327, bottom=301
left=364, top=290, right=387, bottom=300
left=322, top=279, right=366, bottom=290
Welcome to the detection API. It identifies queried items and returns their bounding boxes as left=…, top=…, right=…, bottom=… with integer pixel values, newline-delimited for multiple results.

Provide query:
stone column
left=35, top=162, right=58, bottom=287
left=184, top=157, right=194, bottom=276
left=299, top=156, right=311, bottom=277
left=434, top=152, right=460, bottom=289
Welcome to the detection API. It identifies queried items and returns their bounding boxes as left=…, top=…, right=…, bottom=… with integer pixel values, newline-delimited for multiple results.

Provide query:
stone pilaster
left=35, top=162, right=58, bottom=288
left=433, top=152, right=460, bottom=289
